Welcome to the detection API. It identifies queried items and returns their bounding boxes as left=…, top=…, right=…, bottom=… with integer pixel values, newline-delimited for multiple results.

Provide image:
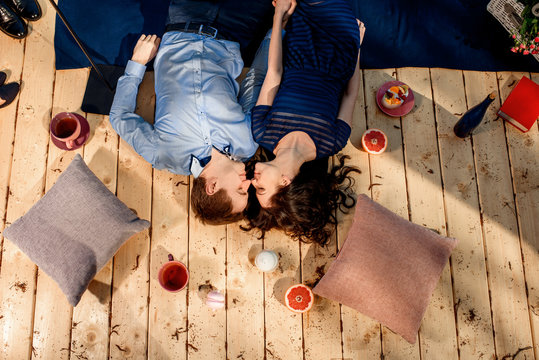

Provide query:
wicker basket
left=487, top=0, right=539, bottom=62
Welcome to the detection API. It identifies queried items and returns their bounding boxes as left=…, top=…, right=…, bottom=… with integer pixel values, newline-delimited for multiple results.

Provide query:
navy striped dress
left=252, top=0, right=360, bottom=158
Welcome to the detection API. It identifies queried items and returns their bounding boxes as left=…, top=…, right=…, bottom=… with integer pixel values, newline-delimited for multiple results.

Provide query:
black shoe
left=0, top=71, right=6, bottom=86
left=3, top=0, right=41, bottom=21
left=0, top=1, right=27, bottom=39
left=0, top=82, right=20, bottom=108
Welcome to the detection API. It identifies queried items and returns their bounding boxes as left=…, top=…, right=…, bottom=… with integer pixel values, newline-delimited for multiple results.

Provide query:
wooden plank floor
left=1, top=2, right=538, bottom=359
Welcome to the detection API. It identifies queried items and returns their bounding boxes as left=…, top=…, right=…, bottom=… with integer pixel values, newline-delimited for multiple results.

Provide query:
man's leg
left=238, top=29, right=272, bottom=114
left=213, top=0, right=274, bottom=51
left=167, top=0, right=220, bottom=25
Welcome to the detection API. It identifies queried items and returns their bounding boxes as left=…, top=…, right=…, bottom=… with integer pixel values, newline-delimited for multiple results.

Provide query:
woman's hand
left=357, top=19, right=366, bottom=45
left=274, top=0, right=296, bottom=26
left=131, top=34, right=161, bottom=65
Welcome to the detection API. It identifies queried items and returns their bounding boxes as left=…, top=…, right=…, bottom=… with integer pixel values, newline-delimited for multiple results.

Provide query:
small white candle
left=255, top=250, right=279, bottom=272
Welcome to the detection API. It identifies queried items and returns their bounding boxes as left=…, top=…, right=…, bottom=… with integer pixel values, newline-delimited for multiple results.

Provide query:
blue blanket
left=54, top=0, right=539, bottom=72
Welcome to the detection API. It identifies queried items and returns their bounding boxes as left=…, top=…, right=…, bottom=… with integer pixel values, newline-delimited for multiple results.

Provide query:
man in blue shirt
left=110, top=0, right=273, bottom=224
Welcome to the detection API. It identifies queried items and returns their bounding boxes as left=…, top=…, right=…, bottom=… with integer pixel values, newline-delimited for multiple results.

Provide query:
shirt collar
left=217, top=145, right=242, bottom=162
left=189, top=155, right=211, bottom=178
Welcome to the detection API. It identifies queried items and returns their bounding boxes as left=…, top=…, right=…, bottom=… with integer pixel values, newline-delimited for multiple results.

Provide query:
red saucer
left=50, top=113, right=90, bottom=151
left=376, top=81, right=415, bottom=117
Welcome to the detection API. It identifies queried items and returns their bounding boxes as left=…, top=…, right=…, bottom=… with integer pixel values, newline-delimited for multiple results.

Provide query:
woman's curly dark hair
left=243, top=155, right=360, bottom=246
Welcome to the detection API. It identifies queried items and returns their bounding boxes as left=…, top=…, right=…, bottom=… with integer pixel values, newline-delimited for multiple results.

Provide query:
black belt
left=165, top=22, right=226, bottom=40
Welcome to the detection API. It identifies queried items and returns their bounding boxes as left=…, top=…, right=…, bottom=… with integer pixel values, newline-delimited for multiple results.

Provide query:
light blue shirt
left=109, top=31, right=259, bottom=177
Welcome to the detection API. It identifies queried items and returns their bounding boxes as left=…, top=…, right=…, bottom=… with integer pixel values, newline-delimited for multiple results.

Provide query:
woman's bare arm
left=338, top=21, right=366, bottom=126
left=256, top=0, right=296, bottom=106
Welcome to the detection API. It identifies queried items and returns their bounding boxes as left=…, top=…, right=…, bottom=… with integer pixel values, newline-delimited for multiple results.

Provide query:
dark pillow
left=313, top=194, right=457, bottom=343
left=2, top=154, right=150, bottom=306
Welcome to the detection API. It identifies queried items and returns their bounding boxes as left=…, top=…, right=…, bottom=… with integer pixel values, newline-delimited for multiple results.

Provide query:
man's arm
left=255, top=0, right=296, bottom=106
left=109, top=35, right=161, bottom=165
left=338, top=21, right=366, bottom=126
left=238, top=29, right=271, bottom=114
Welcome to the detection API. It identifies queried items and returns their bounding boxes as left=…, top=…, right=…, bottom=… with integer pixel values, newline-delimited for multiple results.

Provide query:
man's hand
left=132, top=34, right=161, bottom=66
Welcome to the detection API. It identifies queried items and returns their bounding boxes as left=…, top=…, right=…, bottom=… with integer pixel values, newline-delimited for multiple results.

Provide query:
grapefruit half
left=361, top=129, right=388, bottom=155
left=285, top=284, right=314, bottom=313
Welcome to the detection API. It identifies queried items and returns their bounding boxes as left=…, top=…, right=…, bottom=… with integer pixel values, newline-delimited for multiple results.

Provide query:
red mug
left=158, top=254, right=189, bottom=292
left=50, top=112, right=81, bottom=149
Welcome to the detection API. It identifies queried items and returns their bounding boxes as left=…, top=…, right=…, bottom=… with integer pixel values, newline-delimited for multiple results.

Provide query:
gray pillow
left=2, top=154, right=150, bottom=306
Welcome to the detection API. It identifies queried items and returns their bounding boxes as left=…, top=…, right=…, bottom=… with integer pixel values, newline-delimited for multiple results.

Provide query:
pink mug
left=50, top=112, right=81, bottom=149
left=158, top=254, right=189, bottom=292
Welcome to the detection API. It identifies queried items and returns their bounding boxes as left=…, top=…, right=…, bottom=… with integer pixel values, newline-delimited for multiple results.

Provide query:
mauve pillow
left=2, top=154, right=150, bottom=306
left=313, top=194, right=457, bottom=344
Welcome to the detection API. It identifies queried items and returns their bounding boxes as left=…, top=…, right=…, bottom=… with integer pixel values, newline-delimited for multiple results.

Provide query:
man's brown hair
left=191, top=176, right=244, bottom=225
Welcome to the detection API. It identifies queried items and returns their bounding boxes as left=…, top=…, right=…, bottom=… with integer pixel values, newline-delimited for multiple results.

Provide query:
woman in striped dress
left=245, top=0, right=366, bottom=245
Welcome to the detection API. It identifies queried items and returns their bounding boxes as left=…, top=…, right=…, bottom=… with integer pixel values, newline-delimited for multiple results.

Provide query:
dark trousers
left=167, top=0, right=274, bottom=53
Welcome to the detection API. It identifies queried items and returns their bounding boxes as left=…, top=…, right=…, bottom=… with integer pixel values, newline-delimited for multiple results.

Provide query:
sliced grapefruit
left=361, top=129, right=388, bottom=155
left=285, top=284, right=314, bottom=313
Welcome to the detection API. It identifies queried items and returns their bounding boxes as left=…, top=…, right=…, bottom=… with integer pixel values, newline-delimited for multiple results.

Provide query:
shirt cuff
left=125, top=60, right=147, bottom=79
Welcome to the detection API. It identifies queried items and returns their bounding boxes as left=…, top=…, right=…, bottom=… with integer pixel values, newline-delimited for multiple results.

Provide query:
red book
left=497, top=76, right=539, bottom=132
